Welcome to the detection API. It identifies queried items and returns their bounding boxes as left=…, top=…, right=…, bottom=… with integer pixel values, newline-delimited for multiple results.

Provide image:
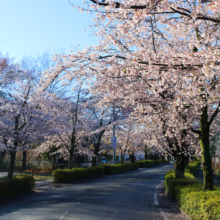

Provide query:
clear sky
left=0, top=0, right=98, bottom=62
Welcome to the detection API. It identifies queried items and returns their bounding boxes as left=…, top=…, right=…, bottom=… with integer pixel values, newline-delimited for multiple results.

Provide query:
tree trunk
left=162, top=155, right=165, bottom=161
left=22, top=151, right=27, bottom=170
left=7, top=150, right=16, bottom=178
left=175, top=154, right=185, bottom=178
left=120, top=154, right=125, bottom=164
left=68, top=149, right=74, bottom=169
left=199, top=106, right=213, bottom=190
left=92, top=155, right=98, bottom=167
left=92, top=130, right=105, bottom=167
left=130, top=154, right=135, bottom=163
left=0, top=151, right=6, bottom=169
left=185, top=155, right=189, bottom=166
left=92, top=143, right=100, bottom=167
left=8, top=116, right=19, bottom=178
left=145, top=152, right=148, bottom=160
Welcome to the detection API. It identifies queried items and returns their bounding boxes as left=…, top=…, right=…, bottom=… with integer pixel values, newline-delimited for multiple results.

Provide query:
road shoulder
left=156, top=182, right=187, bottom=220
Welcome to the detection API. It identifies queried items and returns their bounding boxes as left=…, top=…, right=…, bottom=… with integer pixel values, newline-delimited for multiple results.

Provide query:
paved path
left=0, top=164, right=177, bottom=220
left=194, top=167, right=220, bottom=187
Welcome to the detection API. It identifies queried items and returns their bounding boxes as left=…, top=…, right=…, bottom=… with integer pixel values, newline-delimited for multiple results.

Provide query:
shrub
left=101, top=164, right=114, bottom=175
left=53, top=166, right=104, bottom=183
left=175, top=184, right=220, bottom=219
left=165, top=168, right=220, bottom=219
left=0, top=174, right=35, bottom=198
left=0, top=177, right=22, bottom=198
left=136, top=160, right=155, bottom=168
left=137, top=159, right=168, bottom=168
left=137, top=161, right=145, bottom=168
left=53, top=169, right=74, bottom=183
left=185, top=160, right=201, bottom=175
left=155, top=160, right=165, bottom=165
left=102, top=163, right=139, bottom=175
left=145, top=160, right=156, bottom=167
left=164, top=170, right=198, bottom=200
left=93, top=166, right=104, bottom=177
left=16, top=174, right=35, bottom=191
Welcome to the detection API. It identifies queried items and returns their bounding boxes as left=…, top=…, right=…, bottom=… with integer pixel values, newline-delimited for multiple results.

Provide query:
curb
left=156, top=182, right=193, bottom=220
left=180, top=209, right=192, bottom=220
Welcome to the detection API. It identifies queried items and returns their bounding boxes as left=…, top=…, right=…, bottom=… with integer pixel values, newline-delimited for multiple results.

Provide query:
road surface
left=0, top=163, right=174, bottom=220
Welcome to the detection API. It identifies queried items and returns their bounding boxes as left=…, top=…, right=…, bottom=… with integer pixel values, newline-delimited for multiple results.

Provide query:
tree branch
left=89, top=1, right=220, bottom=24
left=170, top=7, right=192, bottom=19
left=89, top=0, right=146, bottom=9
left=191, top=127, right=201, bottom=135
left=197, top=16, right=220, bottom=24
left=208, top=102, right=220, bottom=126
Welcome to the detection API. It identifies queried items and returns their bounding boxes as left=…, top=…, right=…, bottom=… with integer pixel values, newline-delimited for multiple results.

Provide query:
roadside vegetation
left=53, top=160, right=169, bottom=183
left=165, top=160, right=220, bottom=219
left=0, top=174, right=35, bottom=198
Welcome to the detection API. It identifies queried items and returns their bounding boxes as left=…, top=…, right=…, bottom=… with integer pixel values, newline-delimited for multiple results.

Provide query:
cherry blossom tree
left=84, top=97, right=114, bottom=167
left=116, top=120, right=147, bottom=163
left=26, top=0, right=219, bottom=189
left=0, top=70, right=47, bottom=177
left=86, top=94, right=132, bottom=166
left=68, top=0, right=219, bottom=189
left=37, top=85, right=95, bottom=169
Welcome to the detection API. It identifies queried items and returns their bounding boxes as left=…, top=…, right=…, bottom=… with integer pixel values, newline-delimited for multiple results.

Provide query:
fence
left=0, top=160, right=111, bottom=170
left=0, top=160, right=54, bottom=170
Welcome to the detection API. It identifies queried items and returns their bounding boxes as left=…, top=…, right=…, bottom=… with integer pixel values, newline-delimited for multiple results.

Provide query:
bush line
left=137, top=159, right=170, bottom=168
left=53, top=166, right=104, bottom=183
left=53, top=160, right=169, bottom=183
left=0, top=174, right=35, bottom=198
left=165, top=161, right=220, bottom=220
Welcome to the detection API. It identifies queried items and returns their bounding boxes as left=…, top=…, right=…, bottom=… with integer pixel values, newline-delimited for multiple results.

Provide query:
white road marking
left=59, top=211, right=69, bottom=220
left=154, top=194, right=159, bottom=205
left=154, top=182, right=167, bottom=219
left=154, top=183, right=161, bottom=205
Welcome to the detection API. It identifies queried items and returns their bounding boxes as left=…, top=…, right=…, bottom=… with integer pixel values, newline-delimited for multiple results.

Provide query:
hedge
left=175, top=184, right=220, bottom=220
left=165, top=161, right=220, bottom=219
left=165, top=169, right=199, bottom=200
left=0, top=174, right=35, bottom=198
left=101, top=162, right=139, bottom=175
left=137, top=159, right=169, bottom=168
left=53, top=160, right=169, bottom=183
left=185, top=160, right=201, bottom=175
left=53, top=166, right=104, bottom=183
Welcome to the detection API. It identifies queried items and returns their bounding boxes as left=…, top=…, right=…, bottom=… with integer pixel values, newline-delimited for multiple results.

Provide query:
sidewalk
left=194, top=167, right=220, bottom=187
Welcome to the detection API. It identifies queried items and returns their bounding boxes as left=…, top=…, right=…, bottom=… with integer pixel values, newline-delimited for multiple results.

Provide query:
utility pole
left=111, top=105, right=117, bottom=164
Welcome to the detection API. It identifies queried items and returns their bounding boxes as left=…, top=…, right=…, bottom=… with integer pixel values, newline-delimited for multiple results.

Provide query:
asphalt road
left=0, top=163, right=174, bottom=220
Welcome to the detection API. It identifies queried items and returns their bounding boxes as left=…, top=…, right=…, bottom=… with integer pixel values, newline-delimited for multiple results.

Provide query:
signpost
left=111, top=135, right=117, bottom=165
left=111, top=105, right=117, bottom=165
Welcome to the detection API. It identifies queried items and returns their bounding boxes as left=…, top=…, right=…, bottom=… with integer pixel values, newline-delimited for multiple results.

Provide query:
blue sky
left=0, top=0, right=98, bottom=62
